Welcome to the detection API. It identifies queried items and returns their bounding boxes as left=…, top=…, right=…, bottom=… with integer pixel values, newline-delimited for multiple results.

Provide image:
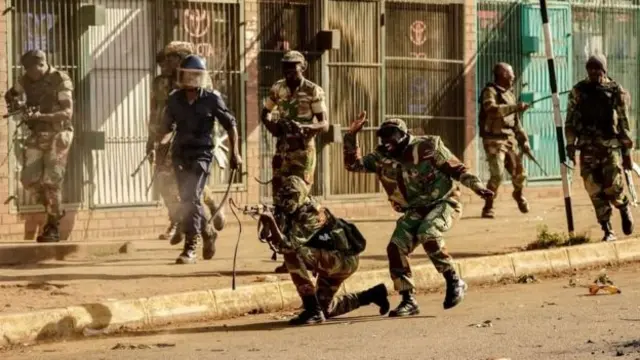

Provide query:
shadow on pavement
left=0, top=270, right=275, bottom=283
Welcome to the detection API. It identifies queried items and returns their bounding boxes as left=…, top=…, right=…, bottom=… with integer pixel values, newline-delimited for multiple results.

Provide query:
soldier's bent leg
left=483, top=147, right=506, bottom=218
left=271, top=171, right=288, bottom=273
left=386, top=214, right=421, bottom=317
left=174, top=160, right=211, bottom=264
left=417, top=201, right=467, bottom=309
left=202, top=185, right=225, bottom=231
left=506, top=149, right=529, bottom=213
left=37, top=131, right=73, bottom=243
left=582, top=168, right=616, bottom=241
left=601, top=152, right=634, bottom=236
left=283, top=251, right=325, bottom=325
left=200, top=199, right=217, bottom=260
left=156, top=168, right=182, bottom=243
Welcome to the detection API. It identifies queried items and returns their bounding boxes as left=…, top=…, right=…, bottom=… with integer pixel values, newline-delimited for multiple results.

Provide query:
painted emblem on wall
left=183, top=9, right=210, bottom=38
left=409, top=21, right=426, bottom=46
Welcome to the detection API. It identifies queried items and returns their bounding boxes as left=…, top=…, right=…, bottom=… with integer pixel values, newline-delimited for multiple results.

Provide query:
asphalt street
left=3, top=265, right=640, bottom=360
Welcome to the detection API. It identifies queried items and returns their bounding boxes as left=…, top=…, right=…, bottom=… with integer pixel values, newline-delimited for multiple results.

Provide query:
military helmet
left=586, top=54, right=607, bottom=73
left=377, top=118, right=408, bottom=137
left=164, top=41, right=194, bottom=59
left=277, top=175, right=310, bottom=214
left=281, top=50, right=306, bottom=64
left=177, top=54, right=209, bottom=89
left=20, top=49, right=46, bottom=68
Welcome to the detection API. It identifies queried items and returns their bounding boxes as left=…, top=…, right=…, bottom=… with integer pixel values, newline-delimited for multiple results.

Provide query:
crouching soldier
left=258, top=175, right=390, bottom=325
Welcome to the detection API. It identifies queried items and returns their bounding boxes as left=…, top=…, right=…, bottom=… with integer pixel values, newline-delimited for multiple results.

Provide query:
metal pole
left=538, top=0, right=575, bottom=234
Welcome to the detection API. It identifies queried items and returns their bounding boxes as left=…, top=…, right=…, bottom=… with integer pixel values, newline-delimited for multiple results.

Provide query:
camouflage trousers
left=387, top=201, right=460, bottom=292
left=271, top=147, right=316, bottom=206
left=580, top=147, right=629, bottom=222
left=21, top=130, right=73, bottom=220
left=483, top=139, right=526, bottom=194
left=283, top=247, right=362, bottom=318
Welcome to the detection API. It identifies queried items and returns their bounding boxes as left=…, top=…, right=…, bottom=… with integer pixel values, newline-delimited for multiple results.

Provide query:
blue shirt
left=161, top=88, right=236, bottom=160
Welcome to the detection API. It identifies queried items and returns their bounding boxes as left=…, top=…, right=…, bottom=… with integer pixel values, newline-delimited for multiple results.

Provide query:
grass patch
left=525, top=225, right=592, bottom=251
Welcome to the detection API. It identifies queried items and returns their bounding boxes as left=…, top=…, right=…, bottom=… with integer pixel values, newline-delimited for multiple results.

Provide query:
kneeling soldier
left=258, top=175, right=390, bottom=325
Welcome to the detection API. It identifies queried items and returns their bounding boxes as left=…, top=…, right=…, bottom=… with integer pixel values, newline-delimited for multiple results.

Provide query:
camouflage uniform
left=4, top=50, right=74, bottom=242
left=479, top=82, right=530, bottom=217
left=275, top=175, right=389, bottom=325
left=147, top=41, right=224, bottom=244
left=262, top=50, right=327, bottom=273
left=262, top=51, right=327, bottom=206
left=344, top=118, right=487, bottom=315
left=565, top=54, right=634, bottom=241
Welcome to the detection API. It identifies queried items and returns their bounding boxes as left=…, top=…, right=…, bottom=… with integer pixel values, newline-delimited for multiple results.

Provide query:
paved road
left=2, top=193, right=627, bottom=315
left=3, top=265, right=640, bottom=360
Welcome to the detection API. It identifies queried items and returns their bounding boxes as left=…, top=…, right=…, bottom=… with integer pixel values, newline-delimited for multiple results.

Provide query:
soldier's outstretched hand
left=348, top=111, right=367, bottom=135
left=474, top=187, right=495, bottom=200
left=517, top=102, right=530, bottom=112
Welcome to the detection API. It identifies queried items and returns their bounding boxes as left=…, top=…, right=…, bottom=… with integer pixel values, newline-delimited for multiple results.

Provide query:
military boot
left=159, top=222, right=178, bottom=240
left=389, top=290, right=420, bottom=317
left=288, top=294, right=326, bottom=326
left=202, top=222, right=217, bottom=260
left=443, top=269, right=468, bottom=310
left=481, top=198, right=495, bottom=219
left=512, top=190, right=530, bottom=214
left=600, top=221, right=617, bottom=242
left=169, top=223, right=184, bottom=245
left=37, top=213, right=62, bottom=243
left=356, top=283, right=391, bottom=315
left=175, top=234, right=199, bottom=264
left=619, top=204, right=635, bottom=236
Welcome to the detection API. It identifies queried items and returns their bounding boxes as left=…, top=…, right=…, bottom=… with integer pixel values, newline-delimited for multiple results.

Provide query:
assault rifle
left=624, top=162, right=640, bottom=207
left=3, top=104, right=39, bottom=119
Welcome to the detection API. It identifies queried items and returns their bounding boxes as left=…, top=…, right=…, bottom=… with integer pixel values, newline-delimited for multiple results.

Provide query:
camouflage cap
left=164, top=41, right=194, bottom=57
left=586, top=54, right=607, bottom=73
left=377, top=118, right=408, bottom=136
left=281, top=50, right=306, bottom=63
left=20, top=49, right=46, bottom=67
left=277, top=175, right=310, bottom=213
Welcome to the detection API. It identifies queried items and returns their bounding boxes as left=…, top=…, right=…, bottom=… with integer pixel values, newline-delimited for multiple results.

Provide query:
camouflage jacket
left=565, top=77, right=633, bottom=155
left=479, top=83, right=528, bottom=144
left=278, top=197, right=351, bottom=255
left=10, top=67, right=74, bottom=132
left=148, top=74, right=173, bottom=140
left=263, top=77, right=327, bottom=152
left=343, top=134, right=484, bottom=212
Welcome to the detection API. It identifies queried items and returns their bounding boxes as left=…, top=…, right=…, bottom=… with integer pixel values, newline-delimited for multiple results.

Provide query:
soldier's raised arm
left=615, top=85, right=634, bottom=155
left=481, top=86, right=520, bottom=118
left=343, top=111, right=378, bottom=173
left=300, top=85, right=329, bottom=136
left=261, top=83, right=284, bottom=137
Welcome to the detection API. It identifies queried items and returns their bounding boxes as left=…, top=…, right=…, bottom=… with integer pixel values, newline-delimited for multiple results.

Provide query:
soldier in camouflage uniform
left=261, top=50, right=328, bottom=273
left=478, top=62, right=531, bottom=218
left=4, top=50, right=74, bottom=242
left=565, top=54, right=634, bottom=241
left=147, top=41, right=225, bottom=248
left=258, top=175, right=390, bottom=325
left=343, top=112, right=494, bottom=316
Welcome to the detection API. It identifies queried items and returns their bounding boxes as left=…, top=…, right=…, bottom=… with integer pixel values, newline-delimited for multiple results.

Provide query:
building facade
left=0, top=0, right=636, bottom=241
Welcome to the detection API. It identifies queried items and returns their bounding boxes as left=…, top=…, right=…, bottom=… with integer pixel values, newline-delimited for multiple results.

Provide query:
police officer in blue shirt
left=157, top=54, right=242, bottom=264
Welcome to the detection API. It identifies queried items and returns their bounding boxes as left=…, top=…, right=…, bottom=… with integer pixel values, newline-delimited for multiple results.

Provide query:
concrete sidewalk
left=0, top=191, right=628, bottom=315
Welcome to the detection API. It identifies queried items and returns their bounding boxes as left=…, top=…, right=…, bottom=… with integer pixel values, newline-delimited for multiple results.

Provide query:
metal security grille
left=164, top=0, right=245, bottom=190
left=7, top=0, right=82, bottom=211
left=256, top=0, right=324, bottom=202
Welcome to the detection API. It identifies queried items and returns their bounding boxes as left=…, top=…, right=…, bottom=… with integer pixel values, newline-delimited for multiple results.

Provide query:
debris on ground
left=111, top=343, right=175, bottom=350
left=525, top=225, right=591, bottom=250
left=517, top=274, right=539, bottom=284
left=270, top=311, right=296, bottom=321
left=566, top=269, right=622, bottom=295
left=469, top=320, right=493, bottom=328
left=254, top=275, right=279, bottom=283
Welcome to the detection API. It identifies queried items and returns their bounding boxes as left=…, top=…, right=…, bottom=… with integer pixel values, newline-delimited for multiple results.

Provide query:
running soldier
left=258, top=175, right=390, bottom=325
left=478, top=62, right=531, bottom=218
left=260, top=50, right=328, bottom=273
left=147, top=41, right=226, bottom=246
left=4, top=50, right=74, bottom=242
left=565, top=54, right=635, bottom=241
left=156, top=54, right=241, bottom=264
left=343, top=112, right=494, bottom=316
